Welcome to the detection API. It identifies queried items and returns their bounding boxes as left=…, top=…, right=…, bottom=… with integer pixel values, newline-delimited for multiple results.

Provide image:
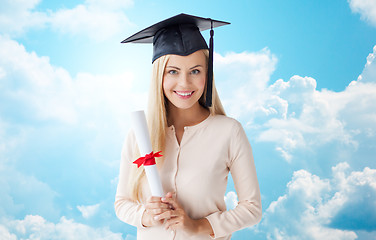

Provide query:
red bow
left=133, top=151, right=163, bottom=168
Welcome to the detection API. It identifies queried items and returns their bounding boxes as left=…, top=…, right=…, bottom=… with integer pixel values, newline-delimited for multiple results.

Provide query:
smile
left=175, top=91, right=194, bottom=97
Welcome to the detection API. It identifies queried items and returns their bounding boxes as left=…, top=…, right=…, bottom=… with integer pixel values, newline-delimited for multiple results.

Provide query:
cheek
left=162, top=77, right=173, bottom=93
left=197, top=76, right=206, bottom=91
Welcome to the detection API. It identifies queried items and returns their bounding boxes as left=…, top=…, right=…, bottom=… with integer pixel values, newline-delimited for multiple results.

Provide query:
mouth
left=174, top=91, right=194, bottom=98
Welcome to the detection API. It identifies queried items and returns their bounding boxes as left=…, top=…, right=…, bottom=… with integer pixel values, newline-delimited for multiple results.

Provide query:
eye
left=168, top=70, right=178, bottom=75
left=191, top=69, right=200, bottom=75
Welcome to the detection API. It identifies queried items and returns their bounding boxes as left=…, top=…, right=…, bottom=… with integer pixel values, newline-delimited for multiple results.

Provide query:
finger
left=145, top=202, right=170, bottom=210
left=151, top=208, right=165, bottom=215
left=161, top=192, right=175, bottom=202
left=165, top=192, right=174, bottom=199
left=155, top=210, right=179, bottom=221
left=146, top=196, right=163, bottom=203
left=165, top=216, right=182, bottom=226
left=161, top=197, right=180, bottom=210
left=165, top=218, right=181, bottom=230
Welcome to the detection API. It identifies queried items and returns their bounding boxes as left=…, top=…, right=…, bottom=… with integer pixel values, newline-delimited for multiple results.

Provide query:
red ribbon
left=133, top=151, right=163, bottom=168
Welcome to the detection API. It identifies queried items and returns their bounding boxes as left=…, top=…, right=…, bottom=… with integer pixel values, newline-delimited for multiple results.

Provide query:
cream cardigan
left=115, top=114, right=262, bottom=239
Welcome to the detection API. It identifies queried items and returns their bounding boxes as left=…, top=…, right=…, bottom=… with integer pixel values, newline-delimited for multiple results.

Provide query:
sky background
left=0, top=0, right=376, bottom=239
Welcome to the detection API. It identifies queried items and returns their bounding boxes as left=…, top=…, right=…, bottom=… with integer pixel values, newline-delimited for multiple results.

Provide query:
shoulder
left=210, top=114, right=243, bottom=130
left=122, top=129, right=136, bottom=148
left=205, top=114, right=245, bottom=140
left=211, top=115, right=252, bottom=140
left=121, top=129, right=137, bottom=162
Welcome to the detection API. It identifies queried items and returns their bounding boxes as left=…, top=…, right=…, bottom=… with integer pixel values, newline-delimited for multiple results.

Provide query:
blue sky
left=0, top=0, right=375, bottom=239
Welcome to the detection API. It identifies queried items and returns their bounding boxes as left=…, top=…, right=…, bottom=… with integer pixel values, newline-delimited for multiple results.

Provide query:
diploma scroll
left=131, top=110, right=164, bottom=197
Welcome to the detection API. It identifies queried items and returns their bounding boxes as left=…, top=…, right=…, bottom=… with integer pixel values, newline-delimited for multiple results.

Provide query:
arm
left=114, top=132, right=171, bottom=228
left=205, top=121, right=262, bottom=238
left=114, top=131, right=146, bottom=228
left=158, top=192, right=214, bottom=235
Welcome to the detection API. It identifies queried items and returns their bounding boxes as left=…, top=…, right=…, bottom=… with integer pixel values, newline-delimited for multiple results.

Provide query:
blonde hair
left=128, top=49, right=225, bottom=202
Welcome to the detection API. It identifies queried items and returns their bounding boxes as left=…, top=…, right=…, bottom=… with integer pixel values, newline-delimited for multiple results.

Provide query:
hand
left=142, top=196, right=171, bottom=227
left=157, top=192, right=214, bottom=235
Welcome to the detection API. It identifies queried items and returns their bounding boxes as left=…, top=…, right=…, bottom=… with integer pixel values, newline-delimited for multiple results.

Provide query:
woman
left=115, top=14, right=262, bottom=239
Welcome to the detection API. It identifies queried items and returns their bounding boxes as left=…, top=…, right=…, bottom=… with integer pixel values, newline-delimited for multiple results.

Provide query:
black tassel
left=206, top=21, right=214, bottom=107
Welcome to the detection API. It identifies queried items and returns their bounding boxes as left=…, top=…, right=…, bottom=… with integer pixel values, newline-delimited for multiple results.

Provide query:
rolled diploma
left=131, top=110, right=164, bottom=197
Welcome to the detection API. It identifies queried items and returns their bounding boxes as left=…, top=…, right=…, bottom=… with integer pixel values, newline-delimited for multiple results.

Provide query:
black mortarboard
left=121, top=13, right=230, bottom=107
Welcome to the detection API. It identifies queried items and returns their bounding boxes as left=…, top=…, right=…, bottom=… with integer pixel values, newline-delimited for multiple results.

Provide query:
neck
left=167, top=102, right=210, bottom=129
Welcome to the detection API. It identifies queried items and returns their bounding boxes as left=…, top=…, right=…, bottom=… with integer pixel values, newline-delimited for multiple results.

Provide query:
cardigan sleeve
left=205, top=121, right=262, bottom=238
left=114, top=131, right=146, bottom=229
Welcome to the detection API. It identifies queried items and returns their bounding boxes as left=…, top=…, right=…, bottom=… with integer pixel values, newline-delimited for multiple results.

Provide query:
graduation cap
left=121, top=13, right=230, bottom=107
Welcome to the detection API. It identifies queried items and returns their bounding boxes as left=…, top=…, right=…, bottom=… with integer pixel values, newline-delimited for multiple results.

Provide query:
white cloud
left=348, top=0, right=376, bottom=26
left=124, top=234, right=137, bottom=240
left=0, top=0, right=48, bottom=36
left=0, top=66, right=6, bottom=79
left=50, top=0, right=133, bottom=41
left=0, top=35, right=79, bottom=124
left=215, top=48, right=278, bottom=121
left=256, top=75, right=367, bottom=161
left=217, top=46, right=376, bottom=162
left=0, top=34, right=145, bottom=234
left=77, top=203, right=101, bottom=219
left=224, top=191, right=238, bottom=210
left=85, top=0, right=133, bottom=9
left=0, top=163, right=60, bottom=220
left=0, top=0, right=133, bottom=40
left=260, top=162, right=376, bottom=239
left=0, top=35, right=149, bottom=181
left=0, top=225, right=16, bottom=240
left=357, top=45, right=376, bottom=83
left=1, top=215, right=126, bottom=240
left=0, top=35, right=143, bottom=127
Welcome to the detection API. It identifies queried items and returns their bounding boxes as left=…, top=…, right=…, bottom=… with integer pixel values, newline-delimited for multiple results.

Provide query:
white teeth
left=176, top=91, right=193, bottom=96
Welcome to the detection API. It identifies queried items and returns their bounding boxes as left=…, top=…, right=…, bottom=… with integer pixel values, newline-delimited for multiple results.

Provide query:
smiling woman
left=114, top=13, right=262, bottom=240
left=1, top=0, right=376, bottom=239
left=163, top=51, right=207, bottom=115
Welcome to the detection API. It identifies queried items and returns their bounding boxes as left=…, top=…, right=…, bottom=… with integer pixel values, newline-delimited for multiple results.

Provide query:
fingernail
left=154, top=216, right=159, bottom=220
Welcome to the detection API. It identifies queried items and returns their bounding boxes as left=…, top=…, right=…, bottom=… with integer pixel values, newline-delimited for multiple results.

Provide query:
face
left=163, top=50, right=207, bottom=110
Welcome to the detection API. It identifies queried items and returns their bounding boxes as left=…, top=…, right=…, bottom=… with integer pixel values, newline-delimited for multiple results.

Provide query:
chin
left=172, top=103, right=196, bottom=110
left=170, top=99, right=200, bottom=110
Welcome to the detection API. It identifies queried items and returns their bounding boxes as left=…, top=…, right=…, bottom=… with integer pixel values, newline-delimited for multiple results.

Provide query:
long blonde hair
left=128, top=49, right=225, bottom=202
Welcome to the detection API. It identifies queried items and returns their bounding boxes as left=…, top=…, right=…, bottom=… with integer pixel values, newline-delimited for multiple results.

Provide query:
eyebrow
left=166, top=66, right=180, bottom=70
left=189, top=64, right=203, bottom=70
left=165, top=65, right=203, bottom=70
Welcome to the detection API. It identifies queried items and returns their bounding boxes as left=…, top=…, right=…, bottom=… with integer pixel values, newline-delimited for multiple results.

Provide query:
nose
left=178, top=72, right=190, bottom=87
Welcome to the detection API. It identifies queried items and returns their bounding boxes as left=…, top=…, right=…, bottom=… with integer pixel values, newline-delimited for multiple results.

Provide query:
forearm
left=114, top=197, right=146, bottom=228
left=195, top=218, right=214, bottom=236
left=205, top=201, right=262, bottom=238
left=141, top=210, right=150, bottom=227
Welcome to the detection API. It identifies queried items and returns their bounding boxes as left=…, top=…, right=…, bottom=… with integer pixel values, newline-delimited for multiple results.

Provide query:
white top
left=115, top=114, right=262, bottom=239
